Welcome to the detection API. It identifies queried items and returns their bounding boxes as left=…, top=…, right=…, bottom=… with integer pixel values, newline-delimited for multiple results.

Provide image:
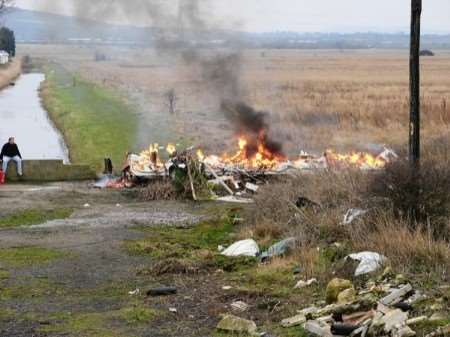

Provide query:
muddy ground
left=0, top=183, right=254, bottom=337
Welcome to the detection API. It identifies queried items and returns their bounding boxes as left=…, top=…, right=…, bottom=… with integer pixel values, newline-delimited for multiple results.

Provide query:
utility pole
left=409, top=0, right=422, bottom=167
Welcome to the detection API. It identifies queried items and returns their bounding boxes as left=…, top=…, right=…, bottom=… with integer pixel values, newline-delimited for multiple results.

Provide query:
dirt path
left=0, top=183, right=225, bottom=337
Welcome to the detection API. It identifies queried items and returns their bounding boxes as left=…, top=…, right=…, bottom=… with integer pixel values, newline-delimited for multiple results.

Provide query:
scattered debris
left=326, top=278, right=353, bottom=304
left=342, top=208, right=369, bottom=225
left=128, top=288, right=140, bottom=296
left=231, top=301, right=249, bottom=312
left=294, top=278, right=318, bottom=289
left=425, top=324, right=450, bottom=337
left=331, top=323, right=359, bottom=336
left=380, top=284, right=413, bottom=305
left=221, top=239, right=260, bottom=257
left=346, top=252, right=386, bottom=276
left=146, top=286, right=177, bottom=297
left=280, top=274, right=435, bottom=337
left=83, top=203, right=90, bottom=208
left=222, top=286, right=233, bottom=290
left=304, top=320, right=333, bottom=337
left=169, top=307, right=177, bottom=313
left=261, top=237, right=297, bottom=261
left=245, top=182, right=259, bottom=193
left=281, top=314, right=307, bottom=328
left=337, top=287, right=357, bottom=304
left=296, top=196, right=321, bottom=210
left=216, top=196, right=255, bottom=204
left=216, top=314, right=257, bottom=335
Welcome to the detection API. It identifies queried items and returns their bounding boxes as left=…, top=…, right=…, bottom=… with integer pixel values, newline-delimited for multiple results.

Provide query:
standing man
left=0, top=137, right=23, bottom=176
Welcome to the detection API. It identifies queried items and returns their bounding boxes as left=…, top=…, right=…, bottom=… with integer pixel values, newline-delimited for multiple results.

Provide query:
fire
left=133, top=139, right=394, bottom=174
left=217, top=136, right=286, bottom=169
left=136, top=143, right=165, bottom=171
left=166, top=143, right=177, bottom=156
left=325, top=150, right=387, bottom=169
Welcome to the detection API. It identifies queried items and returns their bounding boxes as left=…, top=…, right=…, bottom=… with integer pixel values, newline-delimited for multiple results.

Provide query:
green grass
left=0, top=247, right=66, bottom=267
left=38, top=304, right=162, bottom=337
left=0, top=208, right=73, bottom=229
left=125, top=216, right=236, bottom=259
left=41, top=64, right=137, bottom=171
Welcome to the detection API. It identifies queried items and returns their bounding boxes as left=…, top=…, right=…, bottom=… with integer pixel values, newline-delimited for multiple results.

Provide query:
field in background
left=18, top=45, right=450, bottom=156
left=40, top=63, right=137, bottom=170
left=0, top=58, right=22, bottom=90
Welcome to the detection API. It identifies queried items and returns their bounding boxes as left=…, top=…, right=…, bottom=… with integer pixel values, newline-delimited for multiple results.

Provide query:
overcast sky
left=14, top=0, right=450, bottom=33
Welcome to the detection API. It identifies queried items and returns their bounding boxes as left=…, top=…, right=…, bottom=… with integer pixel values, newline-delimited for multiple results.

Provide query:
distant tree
left=0, top=27, right=15, bottom=56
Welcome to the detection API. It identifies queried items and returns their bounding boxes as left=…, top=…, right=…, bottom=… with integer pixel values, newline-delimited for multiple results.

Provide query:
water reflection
left=0, top=73, right=69, bottom=163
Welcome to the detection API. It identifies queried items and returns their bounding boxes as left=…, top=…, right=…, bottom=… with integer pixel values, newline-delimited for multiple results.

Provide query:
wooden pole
left=409, top=0, right=422, bottom=167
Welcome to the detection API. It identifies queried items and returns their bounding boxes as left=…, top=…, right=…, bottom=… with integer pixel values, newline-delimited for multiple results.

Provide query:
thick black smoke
left=38, top=0, right=282, bottom=153
left=221, top=101, right=284, bottom=157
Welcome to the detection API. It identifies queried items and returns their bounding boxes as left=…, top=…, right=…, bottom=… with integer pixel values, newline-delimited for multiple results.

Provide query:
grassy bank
left=41, top=64, right=137, bottom=171
left=0, top=58, right=22, bottom=90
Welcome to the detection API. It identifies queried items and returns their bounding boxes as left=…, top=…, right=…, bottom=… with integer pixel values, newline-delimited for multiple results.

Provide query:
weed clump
left=367, top=148, right=450, bottom=238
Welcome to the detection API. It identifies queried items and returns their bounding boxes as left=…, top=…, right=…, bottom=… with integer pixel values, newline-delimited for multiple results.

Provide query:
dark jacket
left=0, top=143, right=22, bottom=160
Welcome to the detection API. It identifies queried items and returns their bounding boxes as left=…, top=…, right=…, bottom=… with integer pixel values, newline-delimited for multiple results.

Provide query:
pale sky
left=14, top=0, right=450, bottom=33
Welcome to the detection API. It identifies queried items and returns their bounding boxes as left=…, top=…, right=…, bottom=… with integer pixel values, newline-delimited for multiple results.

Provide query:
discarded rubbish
left=337, top=287, right=357, bottom=304
left=380, top=284, right=413, bottom=305
left=346, top=252, right=386, bottom=276
left=304, top=320, right=333, bottom=337
left=216, top=196, right=254, bottom=204
left=281, top=269, right=436, bottom=337
left=231, top=301, right=249, bottom=312
left=245, top=182, right=259, bottom=193
left=342, top=208, right=368, bottom=225
left=294, top=278, right=318, bottom=289
left=326, top=278, right=353, bottom=304
left=128, top=288, right=140, bottom=296
left=222, top=286, right=233, bottom=290
left=296, top=196, right=321, bottom=209
left=331, top=323, right=359, bottom=336
left=261, top=237, right=297, bottom=261
left=169, top=307, right=177, bottom=313
left=216, top=314, right=257, bottom=335
left=221, top=239, right=260, bottom=257
left=146, top=286, right=177, bottom=297
left=281, top=314, right=307, bottom=328
left=83, top=203, right=90, bottom=208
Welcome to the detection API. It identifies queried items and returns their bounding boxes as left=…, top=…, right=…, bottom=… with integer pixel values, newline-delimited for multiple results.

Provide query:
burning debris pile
left=125, top=136, right=397, bottom=201
left=130, top=102, right=397, bottom=195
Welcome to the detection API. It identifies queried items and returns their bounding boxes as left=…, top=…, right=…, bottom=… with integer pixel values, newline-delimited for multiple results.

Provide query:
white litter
left=294, top=278, right=318, bottom=289
left=128, top=288, right=140, bottom=295
left=231, top=301, right=249, bottom=312
left=342, top=208, right=368, bottom=225
left=83, top=203, right=91, bottom=208
left=222, top=239, right=260, bottom=257
left=346, top=251, right=387, bottom=276
left=216, top=196, right=255, bottom=204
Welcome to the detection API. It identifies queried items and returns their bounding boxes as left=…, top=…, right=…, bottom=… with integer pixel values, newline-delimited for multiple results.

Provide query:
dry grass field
left=18, top=45, right=450, bottom=156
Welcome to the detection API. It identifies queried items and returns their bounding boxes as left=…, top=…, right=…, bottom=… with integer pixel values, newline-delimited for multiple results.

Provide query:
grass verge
left=41, top=63, right=137, bottom=171
left=0, top=247, right=67, bottom=267
left=0, top=208, right=73, bottom=229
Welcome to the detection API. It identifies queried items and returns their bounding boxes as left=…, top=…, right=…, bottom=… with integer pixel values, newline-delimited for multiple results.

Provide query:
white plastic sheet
left=221, top=239, right=260, bottom=257
left=346, top=251, right=386, bottom=276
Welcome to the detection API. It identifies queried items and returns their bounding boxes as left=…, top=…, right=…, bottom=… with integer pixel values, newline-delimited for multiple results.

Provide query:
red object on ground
left=0, top=170, right=5, bottom=185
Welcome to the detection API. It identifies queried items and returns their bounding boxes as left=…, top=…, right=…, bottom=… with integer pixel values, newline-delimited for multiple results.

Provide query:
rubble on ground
left=281, top=272, right=448, bottom=337
left=216, top=314, right=258, bottom=335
